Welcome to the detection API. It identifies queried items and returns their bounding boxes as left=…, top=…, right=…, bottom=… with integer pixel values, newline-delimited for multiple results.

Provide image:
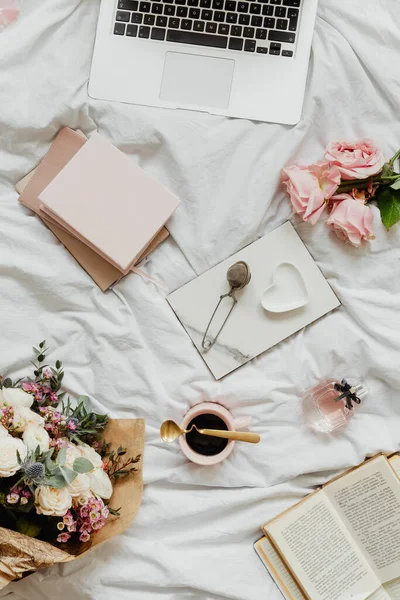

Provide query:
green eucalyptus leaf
left=59, top=466, right=78, bottom=485
left=377, top=187, right=400, bottom=230
left=57, top=446, right=67, bottom=466
left=73, top=457, right=94, bottom=474
left=16, top=516, right=41, bottom=538
left=44, top=451, right=57, bottom=472
left=43, top=474, right=66, bottom=488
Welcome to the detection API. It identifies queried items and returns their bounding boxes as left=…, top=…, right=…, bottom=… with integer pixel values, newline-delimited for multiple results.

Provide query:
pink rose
left=326, top=194, right=375, bottom=247
left=282, top=161, right=341, bottom=224
left=325, top=139, right=385, bottom=180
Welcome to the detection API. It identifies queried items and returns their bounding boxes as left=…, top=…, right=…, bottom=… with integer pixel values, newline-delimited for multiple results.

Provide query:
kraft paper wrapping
left=0, top=418, right=145, bottom=588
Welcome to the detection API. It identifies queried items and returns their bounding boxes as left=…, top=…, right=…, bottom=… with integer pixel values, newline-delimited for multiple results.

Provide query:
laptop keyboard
left=113, top=0, right=300, bottom=55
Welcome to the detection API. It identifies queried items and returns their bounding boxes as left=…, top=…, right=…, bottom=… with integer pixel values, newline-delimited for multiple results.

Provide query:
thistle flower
left=19, top=453, right=46, bottom=485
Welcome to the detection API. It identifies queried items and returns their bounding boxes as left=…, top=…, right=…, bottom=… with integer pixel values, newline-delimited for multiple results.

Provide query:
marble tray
left=167, top=222, right=340, bottom=380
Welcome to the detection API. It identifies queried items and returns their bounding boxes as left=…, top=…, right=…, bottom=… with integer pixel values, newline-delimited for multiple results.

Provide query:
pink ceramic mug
left=179, top=402, right=252, bottom=465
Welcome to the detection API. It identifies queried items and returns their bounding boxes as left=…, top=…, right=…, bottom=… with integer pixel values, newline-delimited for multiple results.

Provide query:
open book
left=256, top=454, right=400, bottom=600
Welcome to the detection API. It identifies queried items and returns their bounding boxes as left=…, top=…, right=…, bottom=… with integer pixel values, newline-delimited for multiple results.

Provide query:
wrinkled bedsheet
left=1, top=1, right=400, bottom=598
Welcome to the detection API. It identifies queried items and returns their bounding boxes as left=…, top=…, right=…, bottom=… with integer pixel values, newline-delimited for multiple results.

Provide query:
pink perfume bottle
left=303, top=379, right=367, bottom=433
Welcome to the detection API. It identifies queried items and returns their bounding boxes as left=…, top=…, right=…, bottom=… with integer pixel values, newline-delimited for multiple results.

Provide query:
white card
left=167, top=222, right=340, bottom=380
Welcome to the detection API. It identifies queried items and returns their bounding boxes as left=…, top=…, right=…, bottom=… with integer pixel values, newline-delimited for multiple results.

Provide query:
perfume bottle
left=303, top=378, right=368, bottom=433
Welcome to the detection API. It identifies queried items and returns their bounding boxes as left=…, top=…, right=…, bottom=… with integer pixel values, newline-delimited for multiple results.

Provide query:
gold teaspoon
left=160, top=419, right=260, bottom=444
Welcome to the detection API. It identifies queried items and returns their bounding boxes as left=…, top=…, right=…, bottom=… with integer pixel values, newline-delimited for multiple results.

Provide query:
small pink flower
left=67, top=421, right=77, bottom=431
left=326, top=194, right=375, bottom=247
left=79, top=531, right=91, bottom=543
left=50, top=393, right=59, bottom=404
left=57, top=533, right=71, bottom=543
left=67, top=523, right=77, bottom=533
left=6, top=493, right=19, bottom=505
left=20, top=497, right=28, bottom=505
left=22, top=489, right=31, bottom=498
left=42, top=367, right=52, bottom=379
left=63, top=515, right=74, bottom=527
left=22, top=383, right=34, bottom=392
left=325, top=139, right=385, bottom=180
left=282, top=161, right=341, bottom=224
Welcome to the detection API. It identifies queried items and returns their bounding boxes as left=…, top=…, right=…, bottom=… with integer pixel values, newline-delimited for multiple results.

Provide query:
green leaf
left=380, top=162, right=394, bottom=182
left=44, top=466, right=76, bottom=488
left=73, top=457, right=94, bottom=474
left=56, top=360, right=62, bottom=369
left=39, top=340, right=46, bottom=348
left=77, top=395, right=90, bottom=413
left=57, top=446, right=66, bottom=466
left=59, top=466, right=78, bottom=484
left=377, top=187, right=400, bottom=230
left=43, top=474, right=66, bottom=488
left=15, top=516, right=41, bottom=538
left=17, top=499, right=34, bottom=513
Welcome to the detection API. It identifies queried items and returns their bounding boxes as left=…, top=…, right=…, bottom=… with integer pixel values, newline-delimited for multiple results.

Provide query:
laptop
left=88, top=0, right=318, bottom=124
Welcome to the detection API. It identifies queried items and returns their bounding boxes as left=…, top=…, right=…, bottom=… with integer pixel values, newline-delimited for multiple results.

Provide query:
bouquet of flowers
left=282, top=139, right=400, bottom=247
left=0, top=342, right=144, bottom=587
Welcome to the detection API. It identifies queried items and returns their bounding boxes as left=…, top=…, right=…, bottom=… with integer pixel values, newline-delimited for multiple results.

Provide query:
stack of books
left=255, top=453, right=400, bottom=600
left=17, top=128, right=180, bottom=291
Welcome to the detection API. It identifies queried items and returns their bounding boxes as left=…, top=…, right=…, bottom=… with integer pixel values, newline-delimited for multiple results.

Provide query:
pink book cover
left=39, top=133, right=180, bottom=274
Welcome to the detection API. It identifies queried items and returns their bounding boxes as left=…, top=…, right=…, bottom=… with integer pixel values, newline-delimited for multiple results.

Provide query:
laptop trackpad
left=160, top=52, right=235, bottom=109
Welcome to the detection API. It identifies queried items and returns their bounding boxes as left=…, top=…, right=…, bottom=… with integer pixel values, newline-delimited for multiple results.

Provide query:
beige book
left=256, top=454, right=400, bottom=600
left=16, top=128, right=169, bottom=291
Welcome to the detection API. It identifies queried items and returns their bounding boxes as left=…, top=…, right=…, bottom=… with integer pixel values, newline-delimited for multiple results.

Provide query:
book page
left=367, top=587, right=391, bottom=600
left=325, top=456, right=400, bottom=585
left=389, top=456, right=400, bottom=479
left=255, top=537, right=306, bottom=600
left=383, top=577, right=400, bottom=599
left=266, top=491, right=380, bottom=600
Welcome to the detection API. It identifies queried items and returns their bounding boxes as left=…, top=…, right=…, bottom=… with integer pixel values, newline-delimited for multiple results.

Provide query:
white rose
left=35, top=486, right=72, bottom=517
left=0, top=436, right=27, bottom=477
left=12, top=406, right=44, bottom=433
left=78, top=444, right=103, bottom=469
left=66, top=473, right=91, bottom=498
left=1, top=388, right=33, bottom=408
left=89, top=468, right=113, bottom=500
left=23, top=424, right=50, bottom=453
left=64, top=442, right=82, bottom=469
left=0, top=424, right=8, bottom=437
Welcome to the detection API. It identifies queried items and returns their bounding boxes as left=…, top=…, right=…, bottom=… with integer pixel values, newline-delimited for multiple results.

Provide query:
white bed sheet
left=1, top=0, right=400, bottom=598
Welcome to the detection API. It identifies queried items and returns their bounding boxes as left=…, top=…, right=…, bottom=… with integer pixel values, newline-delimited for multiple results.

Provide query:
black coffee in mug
left=185, top=413, right=228, bottom=456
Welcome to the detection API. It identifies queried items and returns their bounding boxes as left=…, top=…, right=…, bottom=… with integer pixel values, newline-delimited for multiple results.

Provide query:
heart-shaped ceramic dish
left=261, top=262, right=308, bottom=313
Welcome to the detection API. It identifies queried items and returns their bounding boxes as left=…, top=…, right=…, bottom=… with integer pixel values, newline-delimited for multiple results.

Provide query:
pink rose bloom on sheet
left=325, top=139, right=385, bottom=180
left=326, top=193, right=375, bottom=247
left=0, top=0, right=19, bottom=29
left=282, top=161, right=341, bottom=224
